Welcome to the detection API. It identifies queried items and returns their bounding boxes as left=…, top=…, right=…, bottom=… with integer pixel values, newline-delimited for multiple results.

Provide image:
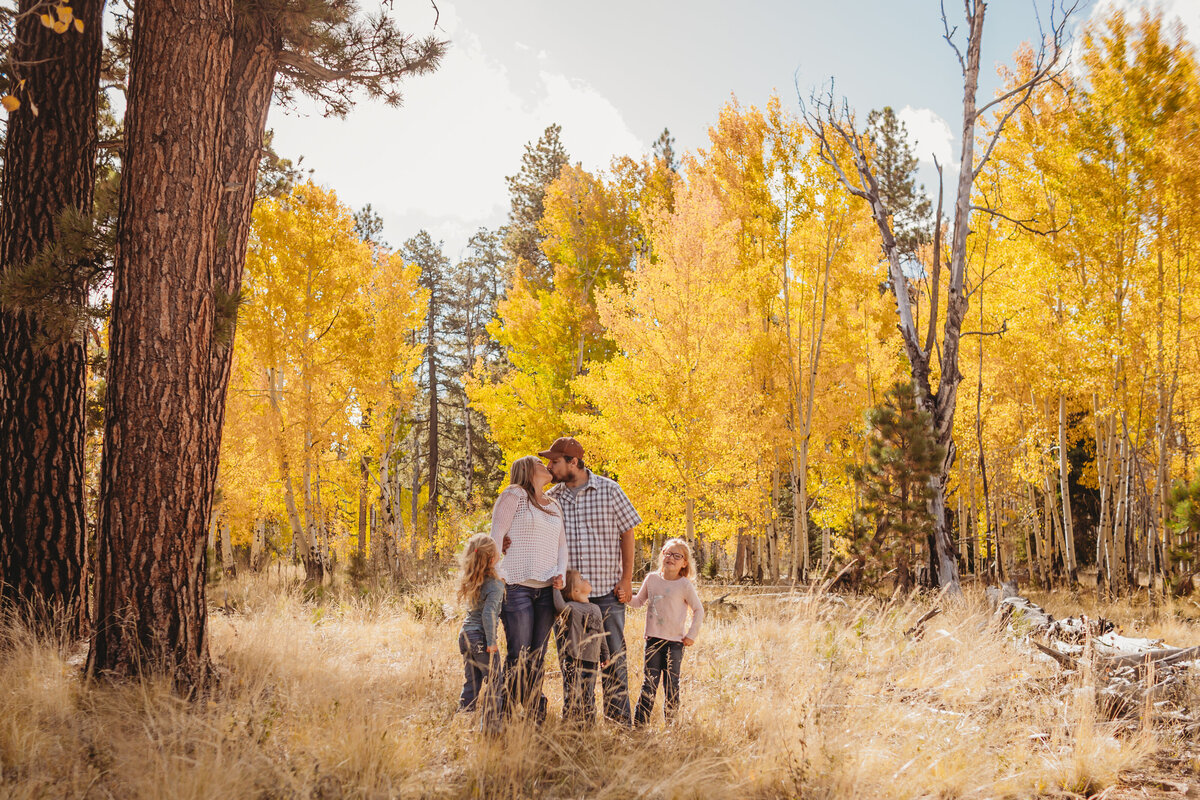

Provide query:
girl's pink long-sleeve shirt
left=630, top=572, right=704, bottom=642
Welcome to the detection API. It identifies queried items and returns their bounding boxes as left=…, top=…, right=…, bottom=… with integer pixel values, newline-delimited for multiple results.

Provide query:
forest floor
left=2, top=569, right=1199, bottom=799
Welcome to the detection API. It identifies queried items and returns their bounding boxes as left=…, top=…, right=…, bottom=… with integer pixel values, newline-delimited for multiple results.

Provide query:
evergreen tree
left=0, top=0, right=103, bottom=636
left=353, top=204, right=387, bottom=247
left=652, top=127, right=678, bottom=172
left=1168, top=471, right=1200, bottom=592
left=441, top=228, right=505, bottom=503
left=865, top=107, right=932, bottom=255
left=503, top=123, right=569, bottom=288
left=401, top=231, right=450, bottom=543
left=851, top=381, right=945, bottom=592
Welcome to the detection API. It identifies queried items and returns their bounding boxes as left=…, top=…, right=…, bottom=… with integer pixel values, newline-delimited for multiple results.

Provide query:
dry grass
left=0, top=571, right=1192, bottom=799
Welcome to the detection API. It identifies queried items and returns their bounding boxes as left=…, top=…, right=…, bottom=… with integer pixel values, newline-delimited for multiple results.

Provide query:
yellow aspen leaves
left=1, top=96, right=19, bottom=112
left=38, top=4, right=81, bottom=33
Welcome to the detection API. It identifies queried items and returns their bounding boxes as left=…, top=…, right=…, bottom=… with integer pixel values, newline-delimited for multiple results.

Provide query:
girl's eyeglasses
left=662, top=552, right=686, bottom=562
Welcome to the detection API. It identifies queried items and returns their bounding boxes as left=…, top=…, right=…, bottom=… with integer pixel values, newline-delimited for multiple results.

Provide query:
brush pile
left=988, top=585, right=1200, bottom=731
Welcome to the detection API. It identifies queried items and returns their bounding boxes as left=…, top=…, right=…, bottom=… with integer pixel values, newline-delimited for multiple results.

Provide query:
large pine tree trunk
left=88, top=0, right=233, bottom=689
left=0, top=0, right=104, bottom=636
left=204, top=11, right=279, bottom=514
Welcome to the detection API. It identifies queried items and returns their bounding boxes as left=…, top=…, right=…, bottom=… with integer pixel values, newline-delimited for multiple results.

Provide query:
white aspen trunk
left=1042, top=478, right=1061, bottom=583
left=251, top=518, right=265, bottom=571
left=685, top=496, right=695, bottom=550
left=301, top=451, right=323, bottom=583
left=410, top=426, right=421, bottom=559
left=1057, top=394, right=1077, bottom=575
left=220, top=521, right=234, bottom=577
left=769, top=462, right=781, bottom=583
left=964, top=472, right=974, bottom=578
left=267, top=366, right=317, bottom=581
left=1025, top=483, right=1047, bottom=587
left=734, top=530, right=747, bottom=580
left=1113, top=436, right=1130, bottom=592
left=790, top=462, right=805, bottom=583
left=958, top=484, right=969, bottom=566
left=797, top=440, right=812, bottom=580
left=357, top=457, right=369, bottom=559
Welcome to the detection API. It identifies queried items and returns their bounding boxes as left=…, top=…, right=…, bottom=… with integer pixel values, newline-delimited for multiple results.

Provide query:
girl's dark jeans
left=458, top=630, right=504, bottom=732
left=635, top=636, right=683, bottom=725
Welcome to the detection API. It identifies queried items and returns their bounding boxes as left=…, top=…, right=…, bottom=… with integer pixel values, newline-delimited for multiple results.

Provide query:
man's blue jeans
left=500, top=583, right=555, bottom=722
left=588, top=592, right=631, bottom=725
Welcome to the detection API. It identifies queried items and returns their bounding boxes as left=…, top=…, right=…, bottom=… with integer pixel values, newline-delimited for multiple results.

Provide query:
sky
left=268, top=0, right=1200, bottom=259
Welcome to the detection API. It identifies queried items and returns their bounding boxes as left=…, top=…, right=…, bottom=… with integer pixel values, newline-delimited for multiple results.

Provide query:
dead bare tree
left=803, top=0, right=1078, bottom=590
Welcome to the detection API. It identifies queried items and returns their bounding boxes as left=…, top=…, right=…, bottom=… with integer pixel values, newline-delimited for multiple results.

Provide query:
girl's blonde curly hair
left=457, top=533, right=500, bottom=606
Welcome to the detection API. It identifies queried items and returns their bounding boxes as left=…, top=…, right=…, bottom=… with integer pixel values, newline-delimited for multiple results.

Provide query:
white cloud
left=1071, top=0, right=1200, bottom=77
left=267, top=2, right=645, bottom=255
left=1088, top=0, right=1200, bottom=43
left=897, top=106, right=955, bottom=171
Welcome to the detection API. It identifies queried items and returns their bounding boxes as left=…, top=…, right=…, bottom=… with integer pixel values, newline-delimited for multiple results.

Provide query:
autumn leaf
left=1, top=95, right=19, bottom=113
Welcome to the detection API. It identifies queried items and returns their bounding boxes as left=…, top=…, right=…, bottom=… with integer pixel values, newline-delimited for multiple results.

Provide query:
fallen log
left=1099, top=645, right=1200, bottom=670
left=904, top=607, right=942, bottom=638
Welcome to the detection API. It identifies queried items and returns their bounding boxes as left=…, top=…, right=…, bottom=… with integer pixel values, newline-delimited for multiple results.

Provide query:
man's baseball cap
left=538, top=436, right=584, bottom=460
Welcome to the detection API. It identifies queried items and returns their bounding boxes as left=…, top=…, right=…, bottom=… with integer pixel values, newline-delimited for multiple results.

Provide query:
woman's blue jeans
left=500, top=583, right=555, bottom=722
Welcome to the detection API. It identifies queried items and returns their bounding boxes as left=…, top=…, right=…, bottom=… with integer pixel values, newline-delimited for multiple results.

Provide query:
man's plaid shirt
left=547, top=471, right=642, bottom=597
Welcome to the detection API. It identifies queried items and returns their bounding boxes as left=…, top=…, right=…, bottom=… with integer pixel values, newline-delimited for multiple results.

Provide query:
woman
left=491, top=455, right=567, bottom=722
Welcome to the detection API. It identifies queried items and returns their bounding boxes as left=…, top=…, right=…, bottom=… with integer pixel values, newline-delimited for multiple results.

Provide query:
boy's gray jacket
left=553, top=588, right=611, bottom=663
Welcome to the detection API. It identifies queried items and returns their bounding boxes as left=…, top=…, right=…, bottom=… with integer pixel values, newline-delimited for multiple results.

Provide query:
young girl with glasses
left=629, top=538, right=704, bottom=726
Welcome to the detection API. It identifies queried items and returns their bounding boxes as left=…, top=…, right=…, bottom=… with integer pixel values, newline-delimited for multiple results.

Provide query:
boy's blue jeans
left=560, top=655, right=599, bottom=723
left=587, top=592, right=632, bottom=725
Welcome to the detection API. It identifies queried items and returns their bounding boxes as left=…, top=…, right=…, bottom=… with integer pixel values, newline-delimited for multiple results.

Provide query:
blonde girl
left=457, top=533, right=505, bottom=729
left=629, top=538, right=704, bottom=725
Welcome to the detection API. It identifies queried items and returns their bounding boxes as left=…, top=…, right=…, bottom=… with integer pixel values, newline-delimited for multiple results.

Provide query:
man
left=539, top=436, right=641, bottom=725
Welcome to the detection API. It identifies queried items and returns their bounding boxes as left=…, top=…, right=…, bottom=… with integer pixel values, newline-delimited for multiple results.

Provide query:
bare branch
left=923, top=158, right=945, bottom=358
left=971, top=205, right=1067, bottom=236
left=941, top=0, right=966, bottom=74
left=961, top=319, right=1008, bottom=338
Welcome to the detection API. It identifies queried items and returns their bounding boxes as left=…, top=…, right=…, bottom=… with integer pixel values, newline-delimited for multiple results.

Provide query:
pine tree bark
left=203, top=11, right=279, bottom=514
left=0, top=0, right=103, bottom=636
left=88, top=0, right=233, bottom=689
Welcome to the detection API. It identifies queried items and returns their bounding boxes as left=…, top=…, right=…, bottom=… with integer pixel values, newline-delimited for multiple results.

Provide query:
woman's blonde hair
left=457, top=533, right=500, bottom=606
left=658, top=538, right=694, bottom=578
left=509, top=455, right=556, bottom=513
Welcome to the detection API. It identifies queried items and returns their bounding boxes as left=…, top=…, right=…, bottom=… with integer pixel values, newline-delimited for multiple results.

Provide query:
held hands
left=614, top=578, right=632, bottom=604
left=551, top=574, right=564, bottom=590
left=487, top=645, right=498, bottom=653
left=501, top=534, right=511, bottom=554
left=682, top=637, right=694, bottom=647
